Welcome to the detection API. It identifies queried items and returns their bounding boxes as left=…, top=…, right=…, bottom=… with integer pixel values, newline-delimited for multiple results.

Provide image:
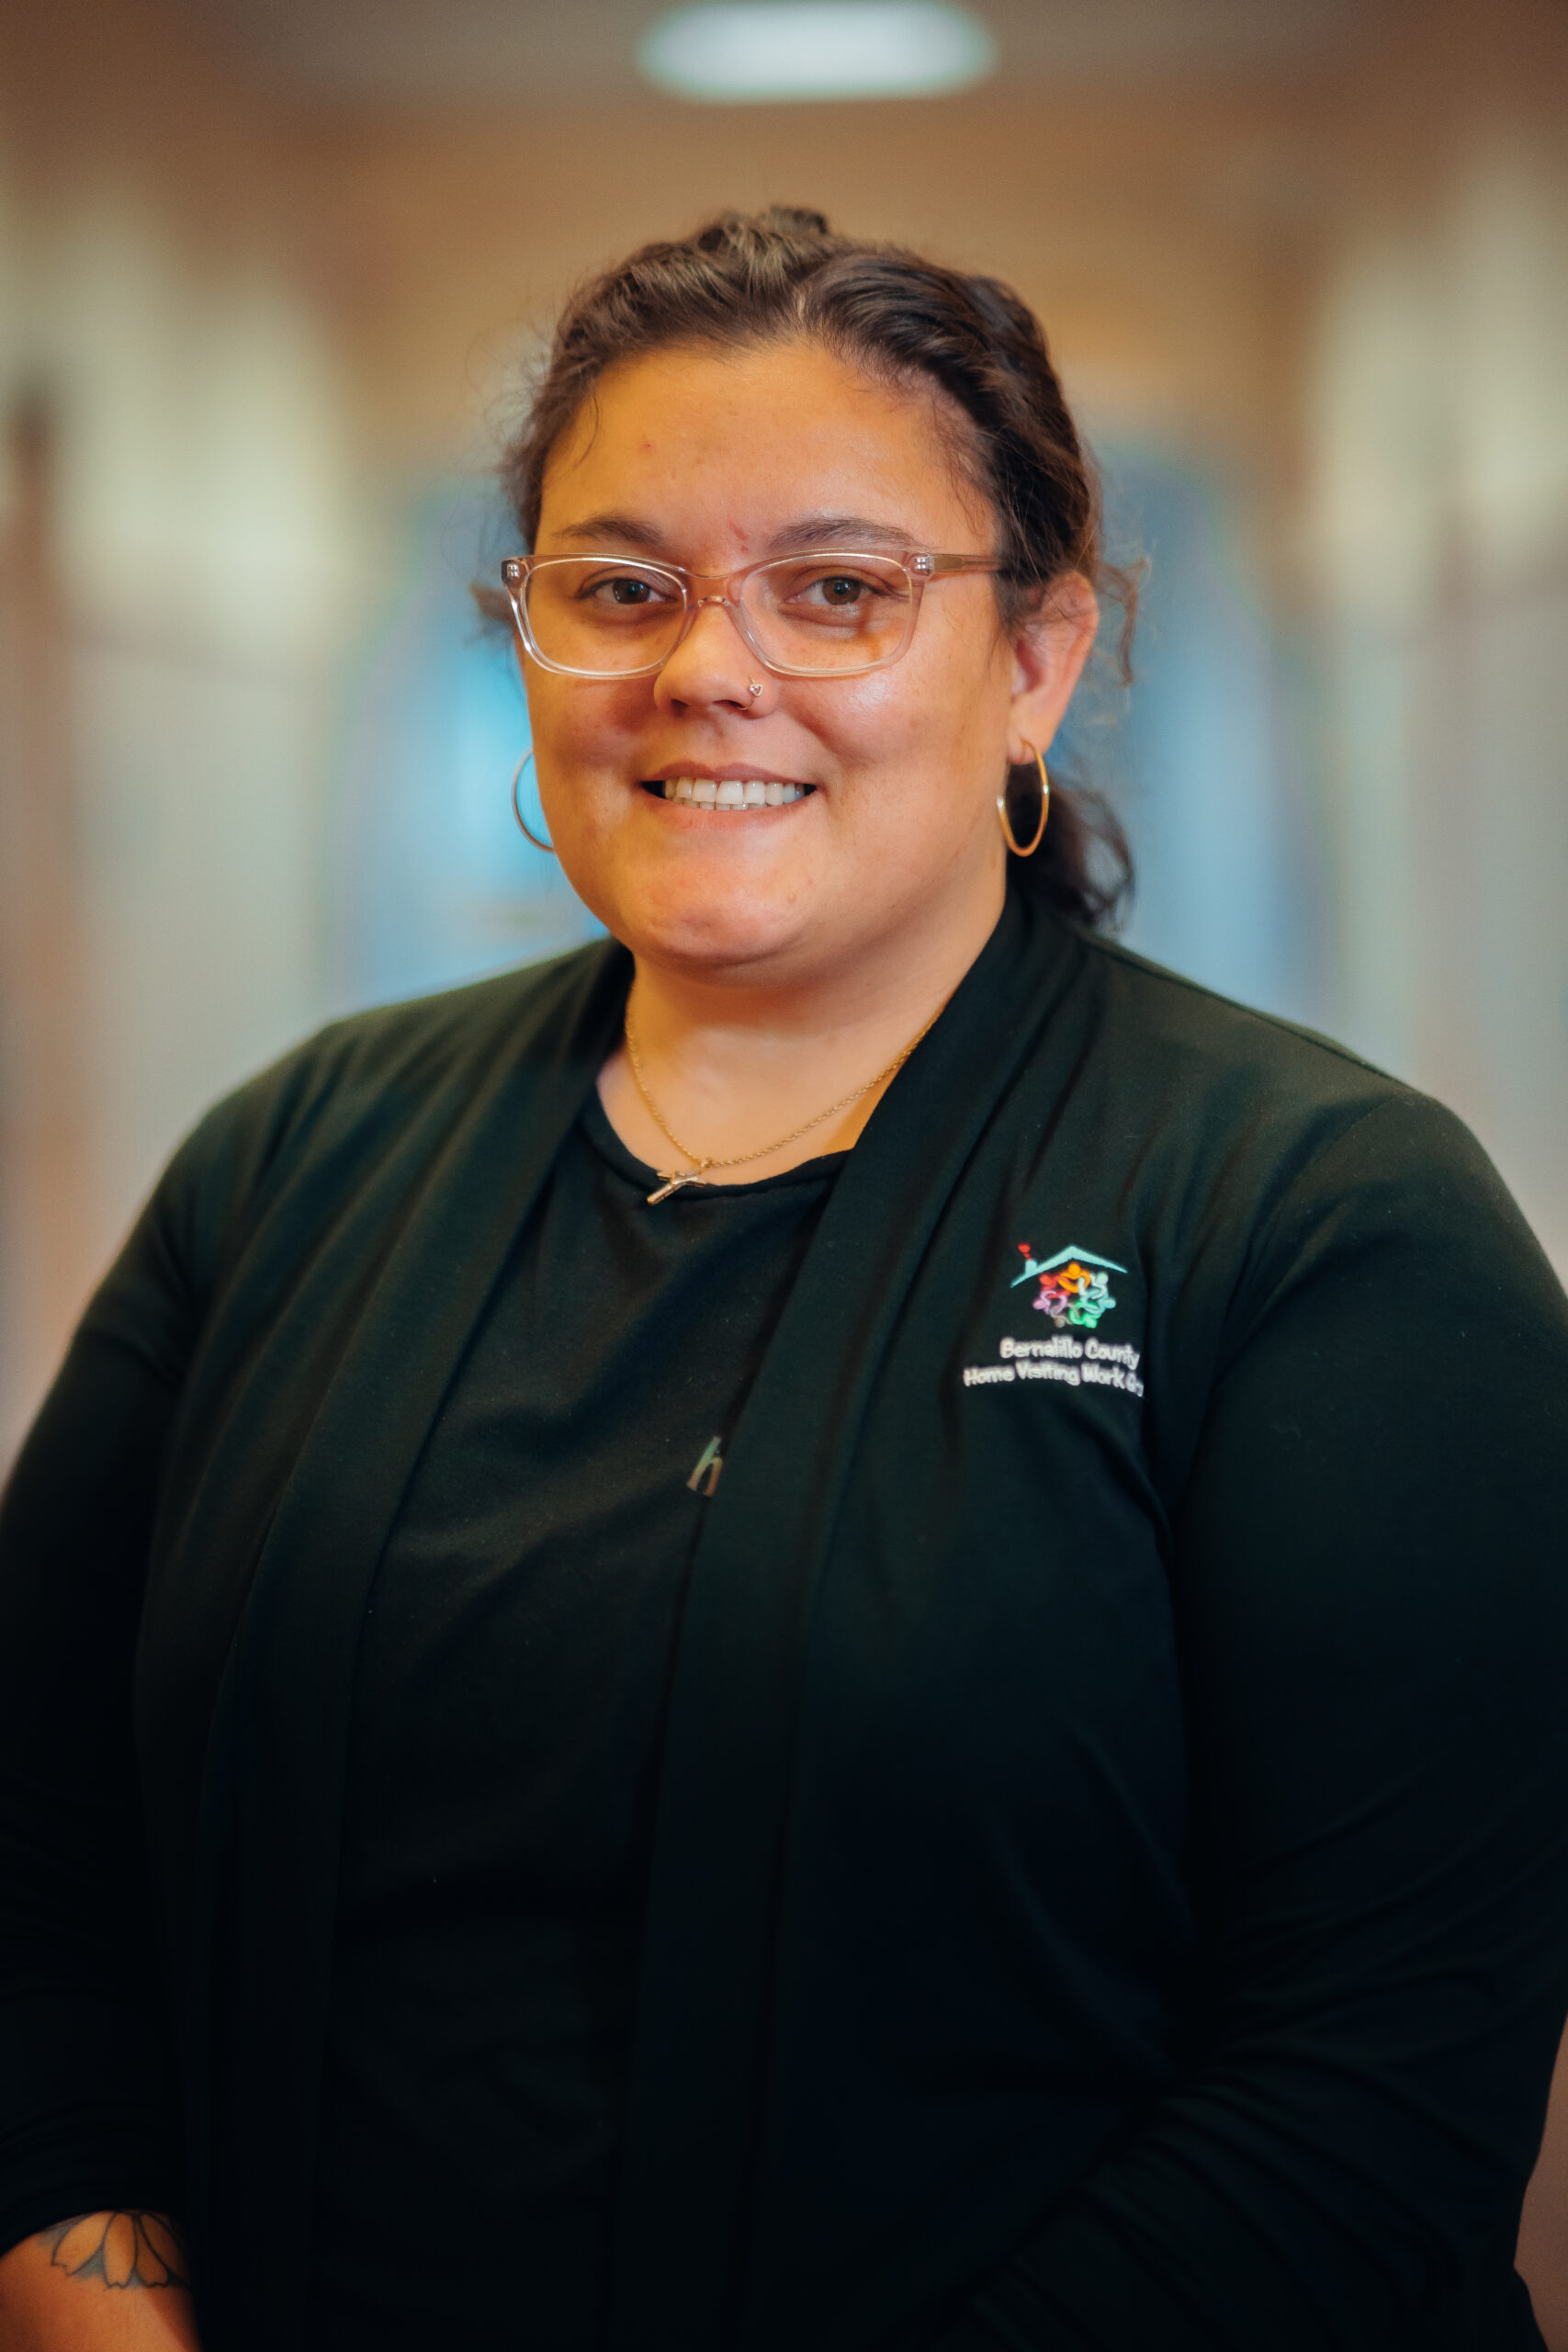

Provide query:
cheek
left=806, top=632, right=989, bottom=771
left=527, top=683, right=641, bottom=809
left=880, top=601, right=1008, bottom=741
left=830, top=631, right=1005, bottom=815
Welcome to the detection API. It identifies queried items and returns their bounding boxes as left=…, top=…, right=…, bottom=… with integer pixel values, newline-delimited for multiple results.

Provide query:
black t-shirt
left=306, top=1094, right=842, bottom=2349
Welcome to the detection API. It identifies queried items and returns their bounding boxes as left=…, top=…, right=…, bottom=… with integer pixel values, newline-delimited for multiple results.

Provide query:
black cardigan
left=3, top=891, right=1567, bottom=2352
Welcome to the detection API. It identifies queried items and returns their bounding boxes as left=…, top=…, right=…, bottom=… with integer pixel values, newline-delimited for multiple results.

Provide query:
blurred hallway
left=1, top=0, right=1565, bottom=2316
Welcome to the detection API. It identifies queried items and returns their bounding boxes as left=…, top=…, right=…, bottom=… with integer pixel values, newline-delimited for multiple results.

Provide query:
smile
left=644, top=776, right=813, bottom=808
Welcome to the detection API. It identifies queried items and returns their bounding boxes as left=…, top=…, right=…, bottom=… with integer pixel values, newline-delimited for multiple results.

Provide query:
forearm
left=0, top=2212, right=199, bottom=2351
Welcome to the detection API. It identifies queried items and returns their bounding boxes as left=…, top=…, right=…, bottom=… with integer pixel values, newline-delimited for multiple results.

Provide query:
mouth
left=641, top=775, right=815, bottom=809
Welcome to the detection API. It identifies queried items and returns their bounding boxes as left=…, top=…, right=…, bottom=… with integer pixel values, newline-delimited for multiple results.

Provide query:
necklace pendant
left=647, top=1170, right=710, bottom=1205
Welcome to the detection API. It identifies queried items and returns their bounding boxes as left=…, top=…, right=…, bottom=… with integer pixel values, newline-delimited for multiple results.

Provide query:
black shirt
left=307, top=1095, right=841, bottom=2349
left=4, top=900, right=1567, bottom=2352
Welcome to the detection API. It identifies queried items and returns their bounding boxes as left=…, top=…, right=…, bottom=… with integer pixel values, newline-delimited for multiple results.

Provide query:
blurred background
left=0, top=0, right=1565, bottom=2312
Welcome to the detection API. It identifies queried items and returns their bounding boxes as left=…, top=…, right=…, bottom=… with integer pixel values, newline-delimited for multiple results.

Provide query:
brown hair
left=492, top=206, right=1134, bottom=926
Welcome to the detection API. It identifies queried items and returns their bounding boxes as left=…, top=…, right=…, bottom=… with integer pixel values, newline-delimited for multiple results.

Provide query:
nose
left=654, top=594, right=773, bottom=715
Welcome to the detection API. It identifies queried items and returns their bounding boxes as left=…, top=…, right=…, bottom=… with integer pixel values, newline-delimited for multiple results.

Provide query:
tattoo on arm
left=39, top=2211, right=190, bottom=2291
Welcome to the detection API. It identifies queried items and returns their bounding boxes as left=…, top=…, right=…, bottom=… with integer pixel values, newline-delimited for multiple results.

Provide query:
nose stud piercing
left=747, top=681, right=763, bottom=701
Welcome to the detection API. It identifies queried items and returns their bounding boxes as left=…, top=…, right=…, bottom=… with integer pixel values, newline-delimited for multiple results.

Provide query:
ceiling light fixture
left=637, top=2, right=997, bottom=104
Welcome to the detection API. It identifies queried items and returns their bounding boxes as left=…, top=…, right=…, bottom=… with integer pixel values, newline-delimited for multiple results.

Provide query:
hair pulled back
left=497, top=206, right=1133, bottom=927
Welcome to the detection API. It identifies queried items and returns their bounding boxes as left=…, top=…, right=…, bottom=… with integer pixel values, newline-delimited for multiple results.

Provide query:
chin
left=609, top=880, right=818, bottom=976
left=635, top=910, right=808, bottom=976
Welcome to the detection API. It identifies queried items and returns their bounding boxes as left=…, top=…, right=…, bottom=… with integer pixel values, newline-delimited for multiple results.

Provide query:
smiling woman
left=510, top=329, right=1097, bottom=1182
left=2, top=208, right=1568, bottom=2352
left=478, top=207, right=1131, bottom=1190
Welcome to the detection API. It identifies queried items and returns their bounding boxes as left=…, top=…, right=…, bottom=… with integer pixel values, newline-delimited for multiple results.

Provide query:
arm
left=941, top=1097, right=1568, bottom=2349
left=0, top=2211, right=198, bottom=2350
left=0, top=1161, right=210, bottom=2330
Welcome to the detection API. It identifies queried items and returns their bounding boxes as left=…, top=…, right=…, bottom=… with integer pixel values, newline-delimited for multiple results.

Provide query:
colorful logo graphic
left=1012, top=1242, right=1126, bottom=1329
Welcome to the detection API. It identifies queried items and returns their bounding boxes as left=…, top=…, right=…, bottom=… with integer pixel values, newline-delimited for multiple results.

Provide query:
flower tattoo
left=41, top=2209, right=189, bottom=2290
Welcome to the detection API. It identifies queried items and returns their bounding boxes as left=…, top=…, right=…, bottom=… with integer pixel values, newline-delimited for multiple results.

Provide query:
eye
left=574, top=567, right=680, bottom=609
left=588, top=574, right=657, bottom=606
left=784, top=566, right=894, bottom=609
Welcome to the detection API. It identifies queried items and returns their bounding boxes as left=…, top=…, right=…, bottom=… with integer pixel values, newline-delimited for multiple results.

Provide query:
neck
left=600, top=868, right=1007, bottom=1184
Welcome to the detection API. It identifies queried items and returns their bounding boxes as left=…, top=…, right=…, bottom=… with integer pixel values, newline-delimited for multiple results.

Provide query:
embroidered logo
left=1011, top=1243, right=1125, bottom=1329
left=961, top=1242, right=1142, bottom=1396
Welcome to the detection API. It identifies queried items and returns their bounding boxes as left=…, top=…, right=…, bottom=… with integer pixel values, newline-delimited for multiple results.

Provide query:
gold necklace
left=624, top=1000, right=945, bottom=1205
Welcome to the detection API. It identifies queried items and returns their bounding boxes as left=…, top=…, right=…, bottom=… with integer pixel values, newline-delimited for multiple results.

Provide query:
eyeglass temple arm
left=916, top=553, right=1006, bottom=579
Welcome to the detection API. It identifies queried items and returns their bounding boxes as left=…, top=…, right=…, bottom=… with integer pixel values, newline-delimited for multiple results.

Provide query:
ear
left=1006, top=572, right=1099, bottom=767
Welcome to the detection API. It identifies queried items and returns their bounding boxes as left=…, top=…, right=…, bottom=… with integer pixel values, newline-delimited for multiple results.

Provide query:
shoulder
left=150, top=939, right=625, bottom=1292
left=259, top=939, right=620, bottom=1114
left=1040, top=920, right=1564, bottom=1350
left=1005, top=922, right=1568, bottom=1487
left=1059, top=923, right=1481, bottom=1197
left=1074, top=928, right=1402, bottom=1117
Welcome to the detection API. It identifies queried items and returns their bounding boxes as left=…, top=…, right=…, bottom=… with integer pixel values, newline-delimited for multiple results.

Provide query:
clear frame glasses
left=500, top=548, right=1002, bottom=682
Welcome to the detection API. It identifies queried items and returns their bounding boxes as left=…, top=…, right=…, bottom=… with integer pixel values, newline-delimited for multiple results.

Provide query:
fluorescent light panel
left=638, top=2, right=997, bottom=103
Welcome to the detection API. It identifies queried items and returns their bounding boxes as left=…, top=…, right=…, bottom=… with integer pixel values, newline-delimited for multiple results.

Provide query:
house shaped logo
left=1011, top=1243, right=1126, bottom=1330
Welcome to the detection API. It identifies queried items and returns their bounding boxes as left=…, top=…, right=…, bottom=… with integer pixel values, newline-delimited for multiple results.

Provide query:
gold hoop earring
left=511, top=751, right=556, bottom=854
left=998, top=741, right=1049, bottom=858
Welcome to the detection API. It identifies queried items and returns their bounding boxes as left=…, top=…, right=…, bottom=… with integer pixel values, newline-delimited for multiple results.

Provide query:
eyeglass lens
left=519, top=554, right=916, bottom=675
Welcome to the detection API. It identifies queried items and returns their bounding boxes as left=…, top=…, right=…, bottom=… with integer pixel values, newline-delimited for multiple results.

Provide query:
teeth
left=662, top=776, right=808, bottom=808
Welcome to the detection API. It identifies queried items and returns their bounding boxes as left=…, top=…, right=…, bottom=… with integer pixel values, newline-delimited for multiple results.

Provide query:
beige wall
left=1300, top=0, right=1568, bottom=1267
left=0, top=0, right=365, bottom=1451
left=281, top=82, right=1314, bottom=475
left=1, top=0, right=1565, bottom=2324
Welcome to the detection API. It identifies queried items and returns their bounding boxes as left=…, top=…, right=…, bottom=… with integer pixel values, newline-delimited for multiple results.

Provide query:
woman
left=1, top=207, right=1566, bottom=2352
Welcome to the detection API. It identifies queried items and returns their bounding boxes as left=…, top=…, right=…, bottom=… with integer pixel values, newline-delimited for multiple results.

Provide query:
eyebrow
left=548, top=512, right=921, bottom=560
left=765, top=514, right=919, bottom=554
left=553, top=513, right=675, bottom=552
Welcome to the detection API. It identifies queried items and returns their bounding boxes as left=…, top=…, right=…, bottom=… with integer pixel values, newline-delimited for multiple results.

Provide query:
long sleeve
left=939, top=1095, right=1568, bottom=2350
left=0, top=1156, right=208, bottom=2255
left=0, top=949, right=615, bottom=2285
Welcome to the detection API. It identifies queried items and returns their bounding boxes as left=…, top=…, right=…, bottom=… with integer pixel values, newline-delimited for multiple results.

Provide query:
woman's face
left=524, top=339, right=1095, bottom=988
